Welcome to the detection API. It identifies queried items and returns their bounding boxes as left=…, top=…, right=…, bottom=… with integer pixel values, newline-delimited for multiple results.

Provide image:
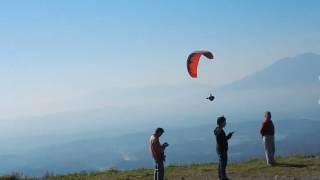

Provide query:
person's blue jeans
left=154, top=160, right=164, bottom=180
left=217, top=151, right=228, bottom=180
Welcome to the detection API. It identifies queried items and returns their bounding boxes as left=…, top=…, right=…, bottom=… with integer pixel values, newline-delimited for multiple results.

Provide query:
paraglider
left=186, top=50, right=215, bottom=102
left=187, top=50, right=215, bottom=101
left=206, top=93, right=215, bottom=101
left=187, top=50, right=214, bottom=78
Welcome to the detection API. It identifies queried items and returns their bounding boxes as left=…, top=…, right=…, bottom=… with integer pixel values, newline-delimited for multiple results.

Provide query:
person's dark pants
left=217, top=151, right=228, bottom=180
left=154, top=160, right=164, bottom=180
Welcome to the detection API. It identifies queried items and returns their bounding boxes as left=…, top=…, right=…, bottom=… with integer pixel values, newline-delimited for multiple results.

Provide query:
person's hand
left=228, top=131, right=235, bottom=138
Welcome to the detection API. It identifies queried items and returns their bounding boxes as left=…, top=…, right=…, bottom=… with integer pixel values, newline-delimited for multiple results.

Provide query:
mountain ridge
left=218, top=52, right=320, bottom=91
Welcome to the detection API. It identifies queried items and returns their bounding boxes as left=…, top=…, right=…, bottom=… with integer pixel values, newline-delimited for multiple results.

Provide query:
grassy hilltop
left=2, top=155, right=320, bottom=180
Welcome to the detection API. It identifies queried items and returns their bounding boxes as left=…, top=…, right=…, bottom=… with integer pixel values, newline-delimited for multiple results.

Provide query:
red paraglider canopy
left=187, top=50, right=214, bottom=78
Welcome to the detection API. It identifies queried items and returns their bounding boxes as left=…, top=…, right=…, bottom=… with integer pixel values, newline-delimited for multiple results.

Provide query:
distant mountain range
left=221, top=52, right=320, bottom=90
left=211, top=52, right=320, bottom=119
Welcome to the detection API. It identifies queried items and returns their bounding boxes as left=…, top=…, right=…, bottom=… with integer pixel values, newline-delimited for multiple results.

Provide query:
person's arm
left=226, top=132, right=234, bottom=140
left=260, top=122, right=266, bottom=136
left=153, top=139, right=165, bottom=154
left=271, top=121, right=275, bottom=135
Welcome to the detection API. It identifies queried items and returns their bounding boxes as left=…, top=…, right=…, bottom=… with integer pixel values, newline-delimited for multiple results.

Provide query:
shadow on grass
left=275, top=163, right=308, bottom=168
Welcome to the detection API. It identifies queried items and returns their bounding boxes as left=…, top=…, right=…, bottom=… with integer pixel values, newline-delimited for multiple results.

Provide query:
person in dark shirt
left=214, top=116, right=234, bottom=180
left=260, top=111, right=276, bottom=166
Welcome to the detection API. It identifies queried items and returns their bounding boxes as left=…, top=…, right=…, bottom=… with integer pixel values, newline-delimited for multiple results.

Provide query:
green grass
left=1, top=155, right=320, bottom=180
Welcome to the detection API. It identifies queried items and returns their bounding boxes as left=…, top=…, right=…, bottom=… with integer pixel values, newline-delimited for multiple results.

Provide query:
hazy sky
left=0, top=0, right=320, bottom=119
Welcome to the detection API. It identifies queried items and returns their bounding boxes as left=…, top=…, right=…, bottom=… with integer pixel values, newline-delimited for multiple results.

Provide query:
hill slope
left=4, top=155, right=320, bottom=180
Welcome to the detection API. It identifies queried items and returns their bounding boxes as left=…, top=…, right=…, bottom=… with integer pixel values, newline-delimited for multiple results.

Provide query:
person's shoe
left=268, top=162, right=277, bottom=167
left=222, top=177, right=231, bottom=180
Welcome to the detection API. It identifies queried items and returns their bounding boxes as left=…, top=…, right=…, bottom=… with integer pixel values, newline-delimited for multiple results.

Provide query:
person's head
left=217, top=116, right=226, bottom=128
left=264, top=111, right=271, bottom=120
left=154, top=127, right=164, bottom=137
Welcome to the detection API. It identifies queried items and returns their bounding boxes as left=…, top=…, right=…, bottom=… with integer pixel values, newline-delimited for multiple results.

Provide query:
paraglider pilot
left=206, top=93, right=215, bottom=101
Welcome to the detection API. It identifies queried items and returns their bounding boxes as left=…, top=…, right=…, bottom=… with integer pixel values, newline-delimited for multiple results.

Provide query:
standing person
left=214, top=116, right=234, bottom=180
left=260, top=111, right=276, bottom=166
left=149, top=128, right=169, bottom=180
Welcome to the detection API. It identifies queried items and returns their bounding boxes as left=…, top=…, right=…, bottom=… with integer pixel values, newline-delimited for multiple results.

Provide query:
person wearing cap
left=214, top=116, right=234, bottom=180
left=149, top=127, right=169, bottom=180
left=260, top=111, right=276, bottom=166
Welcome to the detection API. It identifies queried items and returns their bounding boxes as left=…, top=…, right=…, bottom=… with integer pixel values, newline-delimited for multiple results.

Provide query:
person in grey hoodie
left=214, top=116, right=234, bottom=180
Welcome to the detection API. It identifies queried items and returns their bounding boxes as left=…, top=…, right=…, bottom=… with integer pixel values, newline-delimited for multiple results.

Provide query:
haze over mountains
left=0, top=53, right=319, bottom=176
left=213, top=52, right=320, bottom=119
left=222, top=53, right=320, bottom=89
